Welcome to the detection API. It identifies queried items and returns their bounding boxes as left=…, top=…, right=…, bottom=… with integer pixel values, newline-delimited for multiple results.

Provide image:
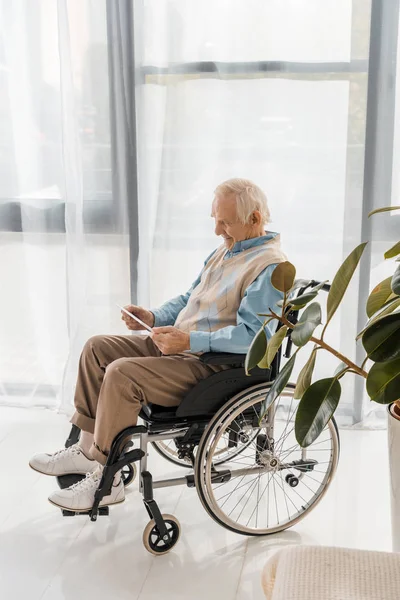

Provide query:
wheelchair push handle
left=297, top=279, right=331, bottom=295
left=310, top=280, right=331, bottom=293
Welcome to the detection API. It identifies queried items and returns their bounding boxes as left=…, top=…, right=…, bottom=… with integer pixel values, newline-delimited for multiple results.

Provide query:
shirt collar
left=227, top=231, right=279, bottom=255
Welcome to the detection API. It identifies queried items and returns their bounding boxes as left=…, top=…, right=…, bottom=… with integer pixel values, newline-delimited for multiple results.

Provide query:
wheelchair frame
left=58, top=280, right=338, bottom=554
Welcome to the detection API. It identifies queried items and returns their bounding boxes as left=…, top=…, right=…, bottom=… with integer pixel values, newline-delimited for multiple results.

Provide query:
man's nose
left=215, top=223, right=224, bottom=236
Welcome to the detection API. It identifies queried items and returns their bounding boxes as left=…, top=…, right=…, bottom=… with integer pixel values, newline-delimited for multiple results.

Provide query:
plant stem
left=309, top=337, right=367, bottom=378
left=336, top=367, right=361, bottom=379
left=283, top=291, right=288, bottom=313
left=269, top=310, right=368, bottom=379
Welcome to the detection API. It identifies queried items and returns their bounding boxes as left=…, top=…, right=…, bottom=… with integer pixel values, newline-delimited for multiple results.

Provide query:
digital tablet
left=116, top=304, right=153, bottom=332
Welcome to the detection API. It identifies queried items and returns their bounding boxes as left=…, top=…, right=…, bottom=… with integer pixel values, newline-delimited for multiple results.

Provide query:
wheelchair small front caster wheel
left=285, top=473, right=299, bottom=487
left=121, top=463, right=137, bottom=487
left=143, top=514, right=181, bottom=555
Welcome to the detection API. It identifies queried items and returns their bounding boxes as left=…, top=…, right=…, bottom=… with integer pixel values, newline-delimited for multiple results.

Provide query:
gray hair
left=214, top=178, right=271, bottom=225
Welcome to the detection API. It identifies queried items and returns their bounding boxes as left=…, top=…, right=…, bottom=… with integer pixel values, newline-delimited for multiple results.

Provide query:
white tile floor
left=0, top=406, right=393, bottom=600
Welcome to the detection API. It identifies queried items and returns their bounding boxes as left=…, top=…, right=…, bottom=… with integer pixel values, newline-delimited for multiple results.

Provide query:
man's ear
left=252, top=210, right=262, bottom=225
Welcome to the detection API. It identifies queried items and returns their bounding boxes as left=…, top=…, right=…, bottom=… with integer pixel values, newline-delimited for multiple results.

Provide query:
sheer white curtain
left=0, top=0, right=130, bottom=412
left=134, top=0, right=396, bottom=426
left=1, top=0, right=398, bottom=427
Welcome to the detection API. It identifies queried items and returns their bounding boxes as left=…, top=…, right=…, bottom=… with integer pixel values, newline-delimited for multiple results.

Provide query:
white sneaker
left=48, top=467, right=125, bottom=512
left=29, top=443, right=97, bottom=476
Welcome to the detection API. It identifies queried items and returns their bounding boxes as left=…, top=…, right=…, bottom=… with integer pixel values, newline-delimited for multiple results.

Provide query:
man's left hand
left=151, top=326, right=191, bottom=355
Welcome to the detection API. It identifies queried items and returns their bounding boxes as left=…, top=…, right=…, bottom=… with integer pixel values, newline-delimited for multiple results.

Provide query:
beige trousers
left=71, top=334, right=224, bottom=465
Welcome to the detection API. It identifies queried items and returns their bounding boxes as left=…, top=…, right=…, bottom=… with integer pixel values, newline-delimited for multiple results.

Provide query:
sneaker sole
left=29, top=462, right=96, bottom=477
left=48, top=496, right=125, bottom=512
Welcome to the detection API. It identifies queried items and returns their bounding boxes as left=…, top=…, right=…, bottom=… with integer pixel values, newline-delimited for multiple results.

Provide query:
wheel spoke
left=298, top=477, right=319, bottom=495
left=245, top=476, right=272, bottom=531
left=235, top=476, right=263, bottom=521
left=302, top=472, right=324, bottom=485
left=227, top=475, right=261, bottom=518
left=216, top=473, right=260, bottom=505
left=273, top=471, right=302, bottom=513
left=278, top=470, right=291, bottom=521
left=274, top=423, right=296, bottom=456
left=273, top=397, right=295, bottom=453
left=255, top=471, right=261, bottom=528
left=272, top=473, right=280, bottom=525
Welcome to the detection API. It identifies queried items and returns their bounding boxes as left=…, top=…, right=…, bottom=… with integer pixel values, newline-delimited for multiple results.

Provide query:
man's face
left=212, top=193, right=257, bottom=250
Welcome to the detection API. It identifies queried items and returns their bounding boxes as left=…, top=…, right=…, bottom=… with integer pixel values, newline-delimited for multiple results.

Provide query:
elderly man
left=29, top=178, right=287, bottom=511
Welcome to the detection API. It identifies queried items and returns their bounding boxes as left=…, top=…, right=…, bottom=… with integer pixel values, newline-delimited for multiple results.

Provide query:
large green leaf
left=291, top=303, right=322, bottom=347
left=294, top=348, right=317, bottom=399
left=326, top=243, right=368, bottom=327
left=362, top=312, right=400, bottom=362
left=368, top=206, right=400, bottom=217
left=271, top=262, right=296, bottom=293
left=366, top=276, right=394, bottom=318
left=356, top=296, right=400, bottom=340
left=287, top=281, right=329, bottom=309
left=366, top=358, right=400, bottom=404
left=245, top=327, right=267, bottom=375
left=286, top=293, right=317, bottom=308
left=392, top=264, right=400, bottom=295
left=259, top=352, right=297, bottom=421
left=295, top=378, right=341, bottom=447
left=258, top=326, right=288, bottom=369
left=385, top=241, right=400, bottom=260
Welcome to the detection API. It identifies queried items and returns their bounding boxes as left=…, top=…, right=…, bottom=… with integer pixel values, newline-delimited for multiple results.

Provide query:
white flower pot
left=388, top=402, right=400, bottom=552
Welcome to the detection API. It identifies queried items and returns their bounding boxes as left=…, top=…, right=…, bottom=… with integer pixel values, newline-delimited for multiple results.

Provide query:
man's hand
left=121, top=305, right=155, bottom=331
left=151, top=326, right=190, bottom=355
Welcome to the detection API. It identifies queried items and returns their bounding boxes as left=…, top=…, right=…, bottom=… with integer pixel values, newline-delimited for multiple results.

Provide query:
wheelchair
left=57, top=280, right=340, bottom=555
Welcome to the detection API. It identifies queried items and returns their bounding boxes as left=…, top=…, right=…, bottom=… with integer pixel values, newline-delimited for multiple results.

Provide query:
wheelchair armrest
left=199, top=352, right=246, bottom=366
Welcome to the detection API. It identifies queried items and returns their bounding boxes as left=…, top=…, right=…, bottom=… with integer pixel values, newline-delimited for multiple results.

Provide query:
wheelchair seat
left=140, top=403, right=177, bottom=422
left=139, top=352, right=275, bottom=424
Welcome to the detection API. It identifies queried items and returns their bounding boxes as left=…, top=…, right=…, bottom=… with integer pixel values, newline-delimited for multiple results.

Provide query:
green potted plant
left=246, top=205, right=400, bottom=549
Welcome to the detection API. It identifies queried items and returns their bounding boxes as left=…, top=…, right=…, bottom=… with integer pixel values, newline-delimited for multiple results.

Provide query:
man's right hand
left=121, top=305, right=155, bottom=331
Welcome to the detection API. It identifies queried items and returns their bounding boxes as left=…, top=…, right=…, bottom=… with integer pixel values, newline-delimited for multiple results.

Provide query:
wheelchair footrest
left=61, top=507, right=109, bottom=517
left=288, top=458, right=318, bottom=473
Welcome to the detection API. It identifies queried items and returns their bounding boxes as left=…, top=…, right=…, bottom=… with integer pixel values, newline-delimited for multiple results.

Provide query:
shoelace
left=50, top=445, right=80, bottom=463
left=68, top=470, right=103, bottom=494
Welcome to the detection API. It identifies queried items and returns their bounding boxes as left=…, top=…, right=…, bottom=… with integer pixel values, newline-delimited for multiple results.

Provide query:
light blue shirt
left=151, top=233, right=284, bottom=354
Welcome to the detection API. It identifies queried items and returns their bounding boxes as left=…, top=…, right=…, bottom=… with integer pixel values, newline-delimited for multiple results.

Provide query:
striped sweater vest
left=174, top=234, right=287, bottom=333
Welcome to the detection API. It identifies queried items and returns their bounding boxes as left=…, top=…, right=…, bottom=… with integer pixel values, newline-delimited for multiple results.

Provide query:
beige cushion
left=261, top=545, right=400, bottom=600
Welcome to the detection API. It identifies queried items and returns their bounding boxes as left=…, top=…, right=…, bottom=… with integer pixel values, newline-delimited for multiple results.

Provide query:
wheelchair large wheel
left=195, top=382, right=340, bottom=536
left=151, top=427, right=259, bottom=469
